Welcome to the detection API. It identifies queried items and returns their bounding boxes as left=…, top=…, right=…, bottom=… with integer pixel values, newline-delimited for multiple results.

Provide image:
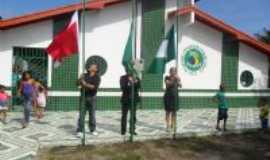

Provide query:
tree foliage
left=255, top=28, right=270, bottom=44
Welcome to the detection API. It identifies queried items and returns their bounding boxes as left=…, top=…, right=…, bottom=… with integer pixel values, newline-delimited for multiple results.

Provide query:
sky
left=0, top=0, right=269, bottom=36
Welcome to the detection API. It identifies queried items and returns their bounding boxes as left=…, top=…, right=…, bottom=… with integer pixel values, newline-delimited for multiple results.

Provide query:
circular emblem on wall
left=240, top=70, right=254, bottom=87
left=182, top=45, right=207, bottom=75
left=86, top=55, right=108, bottom=76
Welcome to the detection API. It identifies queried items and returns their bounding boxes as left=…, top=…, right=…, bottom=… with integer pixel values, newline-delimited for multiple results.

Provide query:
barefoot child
left=164, top=67, right=181, bottom=133
left=0, top=85, right=10, bottom=124
left=214, top=84, right=228, bottom=131
left=36, top=85, right=47, bottom=119
left=258, top=98, right=269, bottom=130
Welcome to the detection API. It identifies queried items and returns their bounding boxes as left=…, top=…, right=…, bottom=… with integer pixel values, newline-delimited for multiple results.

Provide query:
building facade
left=0, top=0, right=269, bottom=111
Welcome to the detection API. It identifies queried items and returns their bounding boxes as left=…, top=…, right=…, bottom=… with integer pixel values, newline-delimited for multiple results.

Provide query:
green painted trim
left=179, top=96, right=266, bottom=108
left=100, top=89, right=270, bottom=93
left=180, top=89, right=270, bottom=93
left=221, top=33, right=239, bottom=91
left=43, top=96, right=268, bottom=111
left=47, top=96, right=120, bottom=111
left=6, top=89, right=270, bottom=94
left=99, top=88, right=122, bottom=92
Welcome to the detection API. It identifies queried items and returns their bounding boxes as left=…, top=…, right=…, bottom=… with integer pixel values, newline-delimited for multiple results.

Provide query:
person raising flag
left=148, top=25, right=181, bottom=136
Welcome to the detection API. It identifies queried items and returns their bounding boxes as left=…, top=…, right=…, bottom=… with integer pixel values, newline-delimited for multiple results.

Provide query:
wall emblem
left=86, top=55, right=108, bottom=76
left=182, top=45, right=207, bottom=75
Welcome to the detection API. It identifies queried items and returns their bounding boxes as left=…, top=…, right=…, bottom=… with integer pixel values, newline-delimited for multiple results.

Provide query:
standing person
left=258, top=98, right=269, bottom=130
left=77, top=64, right=101, bottom=137
left=164, top=67, right=181, bottom=133
left=18, top=71, right=36, bottom=128
left=214, top=84, right=229, bottom=131
left=120, top=71, right=141, bottom=136
left=35, top=83, right=47, bottom=120
left=0, top=85, right=10, bottom=124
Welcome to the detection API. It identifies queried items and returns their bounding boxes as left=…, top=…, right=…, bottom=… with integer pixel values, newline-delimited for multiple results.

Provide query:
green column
left=141, top=0, right=165, bottom=91
left=221, top=33, right=239, bottom=91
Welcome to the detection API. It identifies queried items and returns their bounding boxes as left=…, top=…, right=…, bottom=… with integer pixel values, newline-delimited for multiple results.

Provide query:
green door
left=12, top=47, right=48, bottom=109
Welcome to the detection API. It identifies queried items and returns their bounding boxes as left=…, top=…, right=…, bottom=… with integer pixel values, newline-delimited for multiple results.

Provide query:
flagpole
left=129, top=0, right=137, bottom=142
left=80, top=0, right=87, bottom=146
left=173, top=0, right=182, bottom=140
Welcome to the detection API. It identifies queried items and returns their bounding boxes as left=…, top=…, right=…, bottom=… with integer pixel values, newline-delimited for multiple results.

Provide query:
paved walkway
left=0, top=108, right=263, bottom=160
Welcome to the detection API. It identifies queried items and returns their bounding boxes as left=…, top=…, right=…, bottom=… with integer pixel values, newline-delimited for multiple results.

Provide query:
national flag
left=46, top=11, right=79, bottom=66
left=148, top=25, right=176, bottom=74
left=122, top=23, right=135, bottom=74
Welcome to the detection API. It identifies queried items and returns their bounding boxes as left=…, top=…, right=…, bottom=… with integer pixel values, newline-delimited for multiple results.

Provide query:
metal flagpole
left=80, top=0, right=87, bottom=146
left=129, top=0, right=137, bottom=142
left=173, top=0, right=182, bottom=140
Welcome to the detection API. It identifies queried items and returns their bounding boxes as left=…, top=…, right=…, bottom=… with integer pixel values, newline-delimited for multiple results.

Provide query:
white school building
left=0, top=0, right=270, bottom=110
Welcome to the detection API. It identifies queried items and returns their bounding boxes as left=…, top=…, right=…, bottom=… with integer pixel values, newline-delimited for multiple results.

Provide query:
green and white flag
left=148, top=25, right=176, bottom=74
left=122, top=23, right=135, bottom=74
left=122, top=22, right=140, bottom=78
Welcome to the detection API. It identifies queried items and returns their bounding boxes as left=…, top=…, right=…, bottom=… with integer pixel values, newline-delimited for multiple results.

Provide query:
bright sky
left=0, top=0, right=269, bottom=36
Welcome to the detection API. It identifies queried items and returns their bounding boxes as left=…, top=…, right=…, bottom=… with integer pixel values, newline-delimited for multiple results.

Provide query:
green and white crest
left=182, top=45, right=207, bottom=75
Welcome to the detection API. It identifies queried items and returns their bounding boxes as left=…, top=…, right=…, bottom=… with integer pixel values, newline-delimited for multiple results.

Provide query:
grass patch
left=37, top=130, right=270, bottom=160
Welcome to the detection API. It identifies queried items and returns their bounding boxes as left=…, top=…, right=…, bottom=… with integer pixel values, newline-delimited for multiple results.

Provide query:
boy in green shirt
left=214, top=84, right=228, bottom=131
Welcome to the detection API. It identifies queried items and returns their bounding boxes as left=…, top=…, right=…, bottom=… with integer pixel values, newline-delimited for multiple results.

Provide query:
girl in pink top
left=0, top=85, right=10, bottom=124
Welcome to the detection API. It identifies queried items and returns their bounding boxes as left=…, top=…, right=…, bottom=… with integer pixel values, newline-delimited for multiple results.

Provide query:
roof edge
left=0, top=0, right=127, bottom=30
left=170, top=6, right=270, bottom=55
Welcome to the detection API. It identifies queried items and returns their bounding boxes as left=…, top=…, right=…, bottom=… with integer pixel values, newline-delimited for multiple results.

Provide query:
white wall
left=165, top=0, right=221, bottom=90
left=238, top=43, right=269, bottom=90
left=84, top=2, right=134, bottom=88
left=0, top=20, right=53, bottom=86
left=0, top=2, right=137, bottom=89
left=165, top=21, right=223, bottom=90
left=0, top=30, right=8, bottom=86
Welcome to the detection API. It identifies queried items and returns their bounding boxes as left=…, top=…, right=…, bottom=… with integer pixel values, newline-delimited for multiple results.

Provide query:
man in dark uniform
left=120, top=72, right=141, bottom=135
left=77, top=64, right=101, bottom=137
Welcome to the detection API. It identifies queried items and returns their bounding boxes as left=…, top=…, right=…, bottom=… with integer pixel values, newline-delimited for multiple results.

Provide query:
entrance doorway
left=12, top=47, right=48, bottom=109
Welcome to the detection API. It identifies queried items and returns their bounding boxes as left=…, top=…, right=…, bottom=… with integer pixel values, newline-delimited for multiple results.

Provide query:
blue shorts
left=0, top=101, right=8, bottom=111
left=260, top=118, right=268, bottom=129
left=0, top=101, right=7, bottom=107
left=218, top=108, right=228, bottom=120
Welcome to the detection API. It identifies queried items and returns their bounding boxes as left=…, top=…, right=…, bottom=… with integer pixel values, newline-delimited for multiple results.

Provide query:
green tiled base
left=140, top=97, right=266, bottom=109
left=179, top=97, right=265, bottom=108
left=47, top=96, right=121, bottom=111
left=45, top=96, right=267, bottom=111
left=47, top=97, right=80, bottom=111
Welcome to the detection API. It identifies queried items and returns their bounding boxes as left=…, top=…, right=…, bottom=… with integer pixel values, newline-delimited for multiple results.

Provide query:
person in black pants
left=120, top=72, right=141, bottom=135
left=164, top=67, right=181, bottom=133
left=76, top=64, right=101, bottom=137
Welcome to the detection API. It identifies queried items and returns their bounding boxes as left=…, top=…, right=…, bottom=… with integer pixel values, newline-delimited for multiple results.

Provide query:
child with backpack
left=0, top=85, right=10, bottom=124
left=18, top=71, right=36, bottom=128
